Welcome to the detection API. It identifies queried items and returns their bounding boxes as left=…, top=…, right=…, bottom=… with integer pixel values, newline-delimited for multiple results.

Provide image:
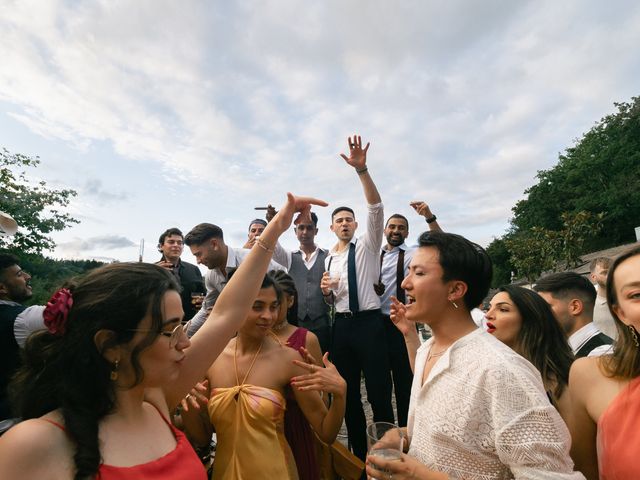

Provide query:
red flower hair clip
left=43, top=288, right=74, bottom=335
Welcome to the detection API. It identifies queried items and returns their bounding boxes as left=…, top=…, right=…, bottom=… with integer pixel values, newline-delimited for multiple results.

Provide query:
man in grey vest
left=272, top=212, right=331, bottom=353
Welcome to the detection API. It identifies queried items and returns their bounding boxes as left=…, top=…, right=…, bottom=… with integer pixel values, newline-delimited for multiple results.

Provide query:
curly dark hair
left=10, top=262, right=179, bottom=480
left=269, top=270, right=299, bottom=326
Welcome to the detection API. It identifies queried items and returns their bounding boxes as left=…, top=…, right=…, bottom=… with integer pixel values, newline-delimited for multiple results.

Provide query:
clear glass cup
left=328, top=271, right=341, bottom=292
left=366, top=421, right=404, bottom=479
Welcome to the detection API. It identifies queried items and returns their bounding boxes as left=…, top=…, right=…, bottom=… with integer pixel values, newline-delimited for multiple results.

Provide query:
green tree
left=505, top=227, right=561, bottom=283
left=0, top=148, right=78, bottom=254
left=511, top=97, right=640, bottom=251
left=486, top=237, right=514, bottom=288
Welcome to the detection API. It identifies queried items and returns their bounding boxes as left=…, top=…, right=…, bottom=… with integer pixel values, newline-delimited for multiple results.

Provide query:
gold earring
left=110, top=359, right=120, bottom=381
left=450, top=300, right=459, bottom=309
left=628, top=325, right=640, bottom=348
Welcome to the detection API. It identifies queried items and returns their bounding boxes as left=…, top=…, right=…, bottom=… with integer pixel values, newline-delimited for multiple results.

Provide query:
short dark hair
left=534, top=272, right=596, bottom=311
left=158, top=228, right=183, bottom=246
left=0, top=253, right=19, bottom=274
left=184, top=223, right=224, bottom=246
left=417, top=231, right=492, bottom=310
left=296, top=212, right=319, bottom=228
left=331, top=207, right=355, bottom=221
left=590, top=256, right=611, bottom=272
left=248, top=219, right=267, bottom=231
left=385, top=214, right=409, bottom=228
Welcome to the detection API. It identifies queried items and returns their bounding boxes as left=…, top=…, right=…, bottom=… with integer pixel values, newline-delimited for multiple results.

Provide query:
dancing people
left=0, top=193, right=326, bottom=480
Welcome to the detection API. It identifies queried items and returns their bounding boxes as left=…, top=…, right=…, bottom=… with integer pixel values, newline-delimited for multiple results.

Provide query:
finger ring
left=185, top=394, right=192, bottom=399
left=350, top=144, right=355, bottom=148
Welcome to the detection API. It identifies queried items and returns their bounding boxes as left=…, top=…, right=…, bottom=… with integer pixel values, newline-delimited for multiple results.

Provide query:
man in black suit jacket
left=156, top=228, right=205, bottom=321
left=534, top=272, right=612, bottom=358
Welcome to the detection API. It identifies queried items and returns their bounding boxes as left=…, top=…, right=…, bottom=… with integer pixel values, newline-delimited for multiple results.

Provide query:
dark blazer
left=575, top=332, right=613, bottom=358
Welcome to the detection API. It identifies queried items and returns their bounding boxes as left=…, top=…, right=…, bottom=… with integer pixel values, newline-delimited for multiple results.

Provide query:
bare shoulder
left=569, top=356, right=605, bottom=388
left=0, top=417, right=73, bottom=478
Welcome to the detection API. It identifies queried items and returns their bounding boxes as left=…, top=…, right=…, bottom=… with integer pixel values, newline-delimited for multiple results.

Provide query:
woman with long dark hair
left=568, top=246, right=640, bottom=480
left=0, top=193, right=326, bottom=480
left=485, top=284, right=574, bottom=421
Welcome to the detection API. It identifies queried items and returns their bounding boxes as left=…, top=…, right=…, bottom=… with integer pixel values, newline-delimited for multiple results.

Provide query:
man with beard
left=376, top=202, right=442, bottom=426
left=0, top=254, right=45, bottom=421
left=184, top=223, right=283, bottom=336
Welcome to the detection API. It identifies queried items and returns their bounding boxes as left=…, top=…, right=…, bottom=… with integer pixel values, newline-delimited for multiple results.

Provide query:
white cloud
left=0, top=0, right=638, bottom=258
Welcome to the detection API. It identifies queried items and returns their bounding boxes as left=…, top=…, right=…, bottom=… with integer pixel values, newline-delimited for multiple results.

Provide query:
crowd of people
left=0, top=135, right=637, bottom=480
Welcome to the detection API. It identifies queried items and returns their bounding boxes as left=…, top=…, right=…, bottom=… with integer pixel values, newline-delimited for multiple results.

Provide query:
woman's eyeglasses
left=129, top=320, right=191, bottom=348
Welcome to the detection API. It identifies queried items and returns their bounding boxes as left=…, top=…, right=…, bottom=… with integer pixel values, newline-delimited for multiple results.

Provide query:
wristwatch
left=425, top=214, right=437, bottom=224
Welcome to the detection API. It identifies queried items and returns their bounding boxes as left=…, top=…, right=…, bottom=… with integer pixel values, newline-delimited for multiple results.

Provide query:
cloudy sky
left=1, top=0, right=638, bottom=265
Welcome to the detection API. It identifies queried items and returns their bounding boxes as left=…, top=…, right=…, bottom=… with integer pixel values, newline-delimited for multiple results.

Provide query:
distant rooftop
left=570, top=241, right=640, bottom=275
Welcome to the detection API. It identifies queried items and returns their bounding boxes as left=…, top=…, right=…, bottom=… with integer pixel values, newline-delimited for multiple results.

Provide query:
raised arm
left=164, top=193, right=328, bottom=409
left=410, top=201, right=443, bottom=233
left=340, top=135, right=381, bottom=205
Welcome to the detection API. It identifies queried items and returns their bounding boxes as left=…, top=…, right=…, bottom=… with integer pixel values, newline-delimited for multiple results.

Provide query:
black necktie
left=348, top=242, right=359, bottom=313
left=396, top=249, right=406, bottom=303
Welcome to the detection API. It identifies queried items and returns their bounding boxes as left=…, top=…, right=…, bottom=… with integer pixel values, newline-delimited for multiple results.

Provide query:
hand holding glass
left=328, top=271, right=341, bottom=292
left=366, top=422, right=404, bottom=478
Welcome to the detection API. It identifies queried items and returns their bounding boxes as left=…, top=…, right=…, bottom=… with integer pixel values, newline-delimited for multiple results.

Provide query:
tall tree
left=0, top=148, right=78, bottom=254
left=511, top=97, right=640, bottom=251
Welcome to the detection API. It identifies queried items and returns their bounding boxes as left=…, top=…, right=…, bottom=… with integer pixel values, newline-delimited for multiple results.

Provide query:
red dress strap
left=41, top=418, right=66, bottom=432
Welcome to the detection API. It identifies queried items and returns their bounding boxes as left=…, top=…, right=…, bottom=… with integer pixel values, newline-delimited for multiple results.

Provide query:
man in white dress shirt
left=320, top=135, right=394, bottom=461
left=534, top=271, right=613, bottom=358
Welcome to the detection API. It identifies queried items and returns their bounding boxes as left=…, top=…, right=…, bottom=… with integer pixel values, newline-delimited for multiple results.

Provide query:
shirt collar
left=568, top=322, right=600, bottom=353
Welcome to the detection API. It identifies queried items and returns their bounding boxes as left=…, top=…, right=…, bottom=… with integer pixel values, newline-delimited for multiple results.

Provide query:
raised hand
left=339, top=134, right=370, bottom=170
left=271, top=193, right=328, bottom=233
left=409, top=201, right=433, bottom=218
left=291, top=352, right=347, bottom=397
left=390, top=295, right=412, bottom=336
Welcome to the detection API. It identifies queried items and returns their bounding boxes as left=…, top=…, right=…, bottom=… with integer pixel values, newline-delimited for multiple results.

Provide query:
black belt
left=335, top=309, right=381, bottom=319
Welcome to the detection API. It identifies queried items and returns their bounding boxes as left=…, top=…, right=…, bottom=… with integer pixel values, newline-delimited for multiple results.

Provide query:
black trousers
left=331, top=309, right=394, bottom=461
left=382, top=314, right=414, bottom=427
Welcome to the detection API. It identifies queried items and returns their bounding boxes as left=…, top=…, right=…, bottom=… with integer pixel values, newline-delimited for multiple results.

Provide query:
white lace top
left=407, top=329, right=584, bottom=480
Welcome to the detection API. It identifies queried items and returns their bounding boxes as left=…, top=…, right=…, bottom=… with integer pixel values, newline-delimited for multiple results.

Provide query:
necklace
left=426, top=347, right=448, bottom=362
left=234, top=338, right=264, bottom=385
left=272, top=320, right=288, bottom=332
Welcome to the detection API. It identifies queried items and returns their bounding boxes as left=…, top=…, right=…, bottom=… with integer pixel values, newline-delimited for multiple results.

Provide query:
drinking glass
left=328, top=271, right=341, bottom=292
left=366, top=422, right=404, bottom=479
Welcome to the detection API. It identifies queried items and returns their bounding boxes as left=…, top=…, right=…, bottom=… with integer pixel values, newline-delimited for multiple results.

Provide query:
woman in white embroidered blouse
left=366, top=232, right=584, bottom=480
